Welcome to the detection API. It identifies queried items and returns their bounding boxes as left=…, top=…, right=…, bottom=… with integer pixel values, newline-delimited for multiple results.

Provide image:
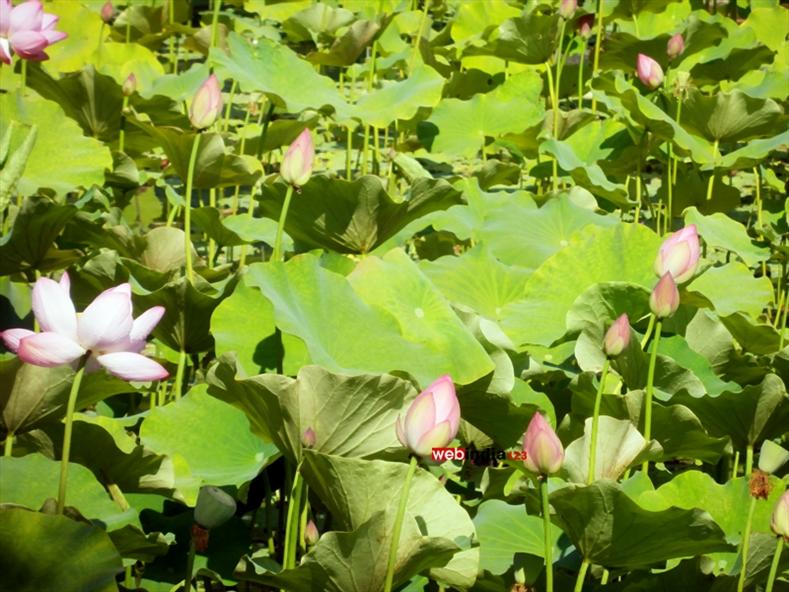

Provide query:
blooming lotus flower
left=122, top=72, right=136, bottom=97
left=396, top=375, right=460, bottom=457
left=772, top=490, right=789, bottom=541
left=577, top=14, right=594, bottom=37
left=280, top=128, right=315, bottom=187
left=189, top=74, right=222, bottom=130
left=0, top=0, right=67, bottom=64
left=636, top=53, right=664, bottom=89
left=654, top=224, right=700, bottom=284
left=559, top=0, right=577, bottom=19
left=666, top=33, right=684, bottom=60
left=649, top=272, right=680, bottom=318
left=523, top=413, right=564, bottom=475
left=603, top=313, right=630, bottom=357
left=0, top=273, right=168, bottom=382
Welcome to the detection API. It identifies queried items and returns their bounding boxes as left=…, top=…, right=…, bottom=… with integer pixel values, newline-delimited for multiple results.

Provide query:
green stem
left=222, top=80, right=237, bottom=132
left=172, top=348, right=187, bottom=400
left=183, top=133, right=201, bottom=283
left=298, top=485, right=309, bottom=553
left=590, top=0, right=604, bottom=114
left=545, top=63, right=559, bottom=192
left=555, top=19, right=567, bottom=120
left=766, top=537, right=785, bottom=592
left=208, top=188, right=217, bottom=266
left=541, top=477, right=554, bottom=592
left=20, top=59, right=27, bottom=89
left=634, top=162, right=642, bottom=224
left=125, top=18, right=131, bottom=43
left=167, top=0, right=177, bottom=73
left=641, top=318, right=662, bottom=474
left=119, top=95, right=129, bottom=153
left=238, top=183, right=259, bottom=268
left=346, top=125, right=353, bottom=181
left=184, top=534, right=196, bottom=592
left=362, top=125, right=370, bottom=175
left=209, top=0, right=222, bottom=49
left=706, top=139, right=719, bottom=201
left=383, top=455, right=418, bottom=592
left=640, top=314, right=656, bottom=348
left=57, top=362, right=86, bottom=514
left=574, top=557, right=590, bottom=592
left=3, top=433, right=13, bottom=457
left=732, top=450, right=740, bottom=479
left=588, top=358, right=610, bottom=484
left=744, top=444, right=754, bottom=479
left=282, top=464, right=304, bottom=570
left=577, top=39, right=585, bottom=108
left=272, top=184, right=295, bottom=263
left=737, top=494, right=758, bottom=592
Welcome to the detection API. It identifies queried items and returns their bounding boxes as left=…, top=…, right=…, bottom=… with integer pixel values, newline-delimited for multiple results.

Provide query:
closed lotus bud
left=603, top=313, right=630, bottom=357
left=302, top=426, right=316, bottom=449
left=523, top=413, right=564, bottom=475
left=396, top=375, right=460, bottom=457
left=649, top=272, right=680, bottom=318
left=189, top=74, right=223, bottom=130
left=636, top=53, right=664, bottom=89
left=577, top=14, right=594, bottom=37
left=194, top=486, right=236, bottom=529
left=758, top=440, right=789, bottom=475
left=280, top=128, right=315, bottom=187
left=654, top=224, right=700, bottom=284
left=771, top=490, right=789, bottom=541
left=101, top=1, right=114, bottom=24
left=559, top=0, right=577, bottom=19
left=666, top=33, right=685, bottom=60
left=304, top=519, right=319, bottom=546
left=122, top=73, right=137, bottom=97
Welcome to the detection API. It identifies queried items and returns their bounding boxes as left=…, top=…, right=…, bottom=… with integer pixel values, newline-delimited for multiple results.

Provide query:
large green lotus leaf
left=222, top=214, right=288, bottom=250
left=0, top=454, right=136, bottom=530
left=107, top=524, right=173, bottom=563
left=473, top=499, right=564, bottom=576
left=681, top=89, right=785, bottom=144
left=258, top=176, right=462, bottom=254
left=282, top=2, right=355, bottom=41
left=190, top=207, right=246, bottom=247
left=243, top=254, right=494, bottom=384
left=348, top=66, right=445, bottom=127
left=686, top=263, right=773, bottom=319
left=41, top=0, right=104, bottom=73
left=93, top=41, right=166, bottom=93
left=450, top=0, right=521, bottom=43
left=685, top=207, right=769, bottom=267
left=423, top=71, right=545, bottom=158
left=140, top=385, right=277, bottom=506
left=210, top=32, right=347, bottom=113
left=716, top=129, right=789, bottom=171
left=207, top=358, right=415, bottom=464
left=0, top=93, right=112, bottom=197
left=420, top=246, right=530, bottom=320
left=550, top=480, right=731, bottom=569
left=301, top=451, right=479, bottom=589
left=688, top=36, right=775, bottom=87
left=599, top=31, right=671, bottom=73
left=468, top=11, right=560, bottom=65
left=672, top=374, right=789, bottom=451
left=500, top=223, right=662, bottom=348
left=307, top=17, right=383, bottom=67
left=719, top=312, right=782, bottom=356
left=655, top=335, right=740, bottom=397
left=145, top=62, right=211, bottom=103
left=0, top=508, right=122, bottom=592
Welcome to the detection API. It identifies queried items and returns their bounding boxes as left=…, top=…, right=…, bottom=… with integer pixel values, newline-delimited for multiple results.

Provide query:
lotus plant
left=766, top=491, right=789, bottom=591
left=0, top=273, right=167, bottom=513
left=636, top=53, right=664, bottom=89
left=273, top=128, right=315, bottom=262
left=186, top=486, right=237, bottom=592
left=654, top=224, right=700, bottom=283
left=558, top=0, right=577, bottom=20
left=667, top=33, right=685, bottom=60
left=0, top=0, right=67, bottom=66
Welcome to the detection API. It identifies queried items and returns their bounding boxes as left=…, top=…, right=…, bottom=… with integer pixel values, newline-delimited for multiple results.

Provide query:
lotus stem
left=119, top=95, right=129, bottom=153
left=209, top=0, right=222, bottom=49
left=577, top=39, right=585, bottom=108
left=574, top=557, right=590, bottom=592
left=183, top=533, right=197, bottom=592
left=222, top=80, right=237, bottom=132
left=57, top=361, right=87, bottom=514
left=541, top=476, right=554, bottom=592
left=346, top=125, right=353, bottom=181
left=590, top=0, right=604, bottom=114
left=282, top=464, right=305, bottom=570
left=588, top=358, right=610, bottom=484
left=737, top=493, right=758, bottom=592
left=766, top=537, right=785, bottom=592
left=183, top=133, right=201, bottom=282
left=641, top=318, right=662, bottom=473
left=208, top=188, right=217, bottom=266
left=545, top=63, right=559, bottom=191
left=3, top=433, right=13, bottom=457
left=172, top=348, right=187, bottom=401
left=744, top=443, right=754, bottom=479
left=383, top=455, right=418, bottom=592
left=272, top=184, right=295, bottom=263
left=640, top=314, right=656, bottom=348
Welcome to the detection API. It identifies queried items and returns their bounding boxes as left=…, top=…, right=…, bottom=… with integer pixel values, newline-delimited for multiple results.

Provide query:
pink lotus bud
left=396, top=375, right=460, bottom=457
left=654, top=224, right=700, bottom=284
left=559, top=0, right=577, bottom=19
left=649, top=272, right=680, bottom=318
left=189, top=74, right=222, bottom=130
left=122, top=73, right=136, bottom=97
left=280, top=128, right=315, bottom=187
left=302, top=426, right=316, bottom=448
left=636, top=53, right=664, bottom=89
left=522, top=413, right=564, bottom=475
left=100, top=1, right=114, bottom=24
left=304, top=519, right=319, bottom=546
left=666, top=33, right=685, bottom=60
left=771, top=490, right=789, bottom=541
left=577, top=14, right=594, bottom=37
left=603, top=313, right=630, bottom=357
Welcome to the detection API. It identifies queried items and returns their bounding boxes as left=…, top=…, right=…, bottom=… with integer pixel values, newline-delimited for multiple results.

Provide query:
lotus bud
left=559, top=0, right=577, bottom=19
left=758, top=440, right=789, bottom=475
left=577, top=14, right=594, bottom=38
left=101, top=1, right=114, bottom=24
left=304, top=519, right=319, bottom=546
left=122, top=73, right=137, bottom=97
left=280, top=128, right=315, bottom=187
left=395, top=375, right=460, bottom=457
left=522, top=413, right=564, bottom=475
left=189, top=74, right=223, bottom=130
left=649, top=273, right=680, bottom=318
left=194, top=486, right=236, bottom=529
left=603, top=313, right=630, bottom=357
left=654, top=224, right=700, bottom=284
left=771, top=491, right=789, bottom=541
left=302, top=426, right=316, bottom=449
left=666, top=33, right=685, bottom=60
left=636, top=53, right=664, bottom=89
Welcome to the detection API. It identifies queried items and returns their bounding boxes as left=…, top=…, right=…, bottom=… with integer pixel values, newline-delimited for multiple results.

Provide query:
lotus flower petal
left=1, top=328, right=35, bottom=352
left=404, top=391, right=436, bottom=450
left=9, top=29, right=47, bottom=56
left=77, top=289, right=133, bottom=350
left=18, top=332, right=85, bottom=367
left=96, top=352, right=169, bottom=381
left=32, top=277, right=78, bottom=340
left=9, top=0, right=42, bottom=33
left=414, top=421, right=453, bottom=457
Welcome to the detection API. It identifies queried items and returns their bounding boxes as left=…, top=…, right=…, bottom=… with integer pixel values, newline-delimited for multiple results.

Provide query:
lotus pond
left=0, top=0, right=788, bottom=591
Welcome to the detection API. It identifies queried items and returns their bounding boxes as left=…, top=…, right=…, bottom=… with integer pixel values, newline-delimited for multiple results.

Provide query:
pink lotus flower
left=523, top=413, right=564, bottom=475
left=649, top=272, right=680, bottom=318
left=559, top=0, right=577, bottom=19
left=122, top=72, right=136, bottom=97
left=577, top=14, right=594, bottom=37
left=636, top=53, right=664, bottom=89
left=100, top=1, right=114, bottom=24
left=280, top=128, right=315, bottom=187
left=0, top=273, right=168, bottom=382
left=654, top=224, right=700, bottom=284
left=396, top=375, right=460, bottom=457
left=666, top=33, right=684, bottom=60
left=772, top=490, right=789, bottom=541
left=189, top=74, right=222, bottom=130
left=603, top=313, right=630, bottom=357
left=0, top=0, right=67, bottom=65
left=304, top=519, right=319, bottom=546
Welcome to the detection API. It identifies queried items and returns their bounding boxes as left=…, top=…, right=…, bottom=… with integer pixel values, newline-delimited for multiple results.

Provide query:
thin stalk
left=222, top=80, right=237, bottom=132
left=125, top=18, right=131, bottom=43
left=184, top=535, right=197, bottom=592
left=588, top=358, right=610, bottom=484
left=554, top=19, right=567, bottom=122
left=238, top=183, right=259, bottom=268
left=230, top=106, right=253, bottom=215
left=590, top=0, right=605, bottom=114
left=57, top=362, right=87, bottom=514
left=172, top=348, right=187, bottom=400
left=540, top=477, right=554, bottom=592
left=183, top=133, right=202, bottom=282
left=168, top=0, right=177, bottom=73
left=208, top=188, right=217, bottom=266
left=634, top=163, right=642, bottom=224
left=766, top=537, right=785, bottom=592
left=737, top=494, right=758, bottom=592
left=298, top=485, right=309, bottom=553
left=545, top=63, right=559, bottom=192
left=209, top=0, right=222, bottom=49
left=641, top=318, right=662, bottom=473
left=577, top=38, right=585, bottom=108
left=272, top=184, right=295, bottom=262
left=744, top=444, right=754, bottom=479
left=368, top=42, right=378, bottom=91
left=410, top=0, right=429, bottom=69
left=601, top=569, right=610, bottom=585
left=3, top=434, right=13, bottom=457
left=346, top=125, right=353, bottom=180
left=706, top=139, right=719, bottom=201
left=119, top=95, right=130, bottom=153
left=672, top=100, right=683, bottom=185
left=732, top=450, right=740, bottom=479
left=574, top=557, right=590, bottom=592
left=383, top=456, right=418, bottom=592
left=373, top=126, right=381, bottom=175
left=640, top=312, right=656, bottom=348
left=282, top=465, right=304, bottom=570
